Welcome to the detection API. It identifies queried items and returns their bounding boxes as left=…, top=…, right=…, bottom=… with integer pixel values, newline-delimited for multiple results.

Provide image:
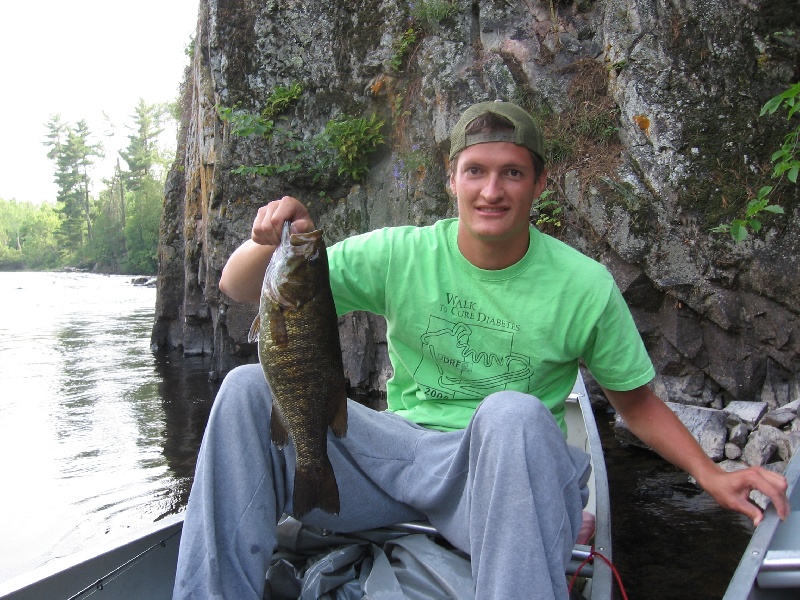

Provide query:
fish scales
left=253, top=222, right=348, bottom=518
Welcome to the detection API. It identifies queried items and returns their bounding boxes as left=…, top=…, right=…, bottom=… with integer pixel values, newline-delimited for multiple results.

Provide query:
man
left=174, top=101, right=788, bottom=599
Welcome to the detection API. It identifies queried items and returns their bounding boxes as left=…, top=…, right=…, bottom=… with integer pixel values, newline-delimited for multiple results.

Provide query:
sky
left=0, top=0, right=200, bottom=204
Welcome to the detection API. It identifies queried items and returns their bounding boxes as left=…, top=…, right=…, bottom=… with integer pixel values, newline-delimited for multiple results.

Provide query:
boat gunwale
left=723, top=451, right=800, bottom=599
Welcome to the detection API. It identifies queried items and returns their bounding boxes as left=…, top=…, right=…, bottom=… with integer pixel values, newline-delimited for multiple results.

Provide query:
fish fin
left=269, top=306, right=289, bottom=347
left=330, top=386, right=348, bottom=439
left=270, top=403, right=289, bottom=448
left=292, top=460, right=340, bottom=517
left=247, top=315, right=261, bottom=343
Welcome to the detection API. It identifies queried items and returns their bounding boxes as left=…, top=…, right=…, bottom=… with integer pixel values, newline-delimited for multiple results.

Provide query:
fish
left=249, top=221, right=348, bottom=517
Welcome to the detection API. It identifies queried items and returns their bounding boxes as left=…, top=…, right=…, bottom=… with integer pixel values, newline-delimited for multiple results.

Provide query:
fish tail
left=292, top=460, right=341, bottom=517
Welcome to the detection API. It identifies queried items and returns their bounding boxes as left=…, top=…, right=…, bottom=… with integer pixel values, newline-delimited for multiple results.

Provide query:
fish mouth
left=263, top=224, right=326, bottom=309
left=290, top=229, right=323, bottom=245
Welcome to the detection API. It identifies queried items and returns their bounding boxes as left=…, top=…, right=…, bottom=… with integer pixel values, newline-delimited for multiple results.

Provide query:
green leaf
left=763, top=204, right=785, bottom=214
left=760, top=96, right=783, bottom=116
left=756, top=185, right=774, bottom=199
left=730, top=222, right=748, bottom=242
left=745, top=198, right=767, bottom=217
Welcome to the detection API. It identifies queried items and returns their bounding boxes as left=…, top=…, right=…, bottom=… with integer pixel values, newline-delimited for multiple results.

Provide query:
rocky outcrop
left=152, top=0, right=799, bottom=418
left=613, top=394, right=800, bottom=506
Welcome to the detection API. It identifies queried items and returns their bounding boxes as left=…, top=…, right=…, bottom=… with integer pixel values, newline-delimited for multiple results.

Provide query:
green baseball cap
left=449, top=100, right=545, bottom=163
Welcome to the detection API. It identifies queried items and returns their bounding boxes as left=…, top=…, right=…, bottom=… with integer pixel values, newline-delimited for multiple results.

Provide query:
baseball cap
left=449, top=100, right=545, bottom=162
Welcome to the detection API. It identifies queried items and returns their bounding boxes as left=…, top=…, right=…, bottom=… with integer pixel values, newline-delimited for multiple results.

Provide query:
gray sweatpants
left=173, top=364, right=590, bottom=599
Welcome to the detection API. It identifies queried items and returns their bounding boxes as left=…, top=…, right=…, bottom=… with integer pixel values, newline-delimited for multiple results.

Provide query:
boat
left=0, top=374, right=613, bottom=599
left=723, top=450, right=800, bottom=599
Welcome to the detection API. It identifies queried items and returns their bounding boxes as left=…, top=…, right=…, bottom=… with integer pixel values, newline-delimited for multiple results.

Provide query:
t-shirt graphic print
left=414, top=315, right=533, bottom=400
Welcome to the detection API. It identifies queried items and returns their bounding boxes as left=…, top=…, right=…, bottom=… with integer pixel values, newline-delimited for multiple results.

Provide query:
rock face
left=152, top=0, right=799, bottom=422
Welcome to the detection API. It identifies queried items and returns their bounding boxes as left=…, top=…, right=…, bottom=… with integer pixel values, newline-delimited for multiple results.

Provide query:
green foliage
left=712, top=82, right=797, bottom=241
left=391, top=27, right=418, bottom=73
left=124, top=177, right=163, bottom=274
left=710, top=186, right=785, bottom=241
left=390, top=0, right=458, bottom=73
left=0, top=198, right=60, bottom=270
left=218, top=83, right=303, bottom=137
left=532, top=190, right=563, bottom=229
left=36, top=99, right=172, bottom=274
left=261, top=82, right=302, bottom=120
left=223, top=85, right=385, bottom=184
left=321, top=114, right=385, bottom=180
left=761, top=81, right=800, bottom=183
left=44, top=117, right=103, bottom=255
left=119, top=99, right=172, bottom=191
left=411, top=0, right=458, bottom=27
left=219, top=105, right=275, bottom=137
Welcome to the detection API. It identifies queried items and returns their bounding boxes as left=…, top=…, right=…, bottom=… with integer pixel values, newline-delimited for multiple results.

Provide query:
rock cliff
left=152, top=0, right=799, bottom=415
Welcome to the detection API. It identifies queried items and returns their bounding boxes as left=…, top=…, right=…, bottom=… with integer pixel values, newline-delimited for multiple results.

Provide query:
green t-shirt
left=327, top=218, right=655, bottom=434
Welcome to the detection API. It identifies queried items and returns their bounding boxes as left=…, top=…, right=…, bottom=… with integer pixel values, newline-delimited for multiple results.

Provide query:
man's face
left=449, top=141, right=546, bottom=266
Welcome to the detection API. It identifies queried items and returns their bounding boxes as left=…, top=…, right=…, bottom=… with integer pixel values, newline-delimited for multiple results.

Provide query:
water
left=0, top=272, right=218, bottom=583
left=0, top=271, right=754, bottom=597
left=598, top=413, right=754, bottom=599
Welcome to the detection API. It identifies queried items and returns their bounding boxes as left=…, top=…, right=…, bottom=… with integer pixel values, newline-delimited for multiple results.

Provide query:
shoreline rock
left=612, top=394, right=800, bottom=508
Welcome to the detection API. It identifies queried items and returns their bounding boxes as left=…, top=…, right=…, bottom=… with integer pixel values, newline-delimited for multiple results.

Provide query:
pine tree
left=43, top=116, right=102, bottom=257
left=117, top=99, right=173, bottom=273
left=119, top=99, right=168, bottom=190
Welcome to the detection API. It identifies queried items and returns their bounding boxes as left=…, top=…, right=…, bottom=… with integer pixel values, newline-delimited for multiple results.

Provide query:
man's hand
left=251, top=196, right=314, bottom=246
left=700, top=465, right=789, bottom=526
left=220, top=197, right=314, bottom=304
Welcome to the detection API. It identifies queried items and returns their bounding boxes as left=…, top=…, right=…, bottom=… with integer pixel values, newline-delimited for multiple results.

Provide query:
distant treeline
left=0, top=99, right=176, bottom=275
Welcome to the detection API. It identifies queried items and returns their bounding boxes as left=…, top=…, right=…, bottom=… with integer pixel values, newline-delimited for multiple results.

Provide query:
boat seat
left=391, top=509, right=599, bottom=578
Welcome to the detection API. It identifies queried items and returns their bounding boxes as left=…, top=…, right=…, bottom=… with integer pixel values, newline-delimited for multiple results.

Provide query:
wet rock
left=725, top=443, right=742, bottom=460
left=614, top=401, right=727, bottom=461
left=724, top=401, right=768, bottom=428
left=788, top=432, right=800, bottom=456
left=727, top=423, right=750, bottom=448
left=131, top=276, right=157, bottom=287
left=741, top=425, right=784, bottom=467
left=762, top=406, right=798, bottom=429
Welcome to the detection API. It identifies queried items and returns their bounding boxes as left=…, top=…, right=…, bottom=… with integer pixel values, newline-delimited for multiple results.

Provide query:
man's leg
left=371, top=391, right=591, bottom=600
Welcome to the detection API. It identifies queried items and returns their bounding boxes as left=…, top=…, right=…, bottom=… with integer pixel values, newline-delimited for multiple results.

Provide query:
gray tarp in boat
left=266, top=516, right=474, bottom=600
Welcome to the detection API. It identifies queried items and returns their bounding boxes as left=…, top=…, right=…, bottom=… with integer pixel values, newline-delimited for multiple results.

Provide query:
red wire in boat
left=568, top=548, right=629, bottom=600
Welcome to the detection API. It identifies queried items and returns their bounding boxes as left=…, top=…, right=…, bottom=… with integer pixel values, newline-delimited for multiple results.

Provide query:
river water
left=0, top=271, right=218, bottom=583
left=0, top=271, right=753, bottom=597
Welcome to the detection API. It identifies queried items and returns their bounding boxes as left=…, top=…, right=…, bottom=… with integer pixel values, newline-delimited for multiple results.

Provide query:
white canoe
left=0, top=374, right=612, bottom=600
left=724, top=451, right=800, bottom=600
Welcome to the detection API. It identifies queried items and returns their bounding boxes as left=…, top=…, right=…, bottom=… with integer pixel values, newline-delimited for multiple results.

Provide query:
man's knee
left=474, top=391, right=552, bottom=428
left=213, top=364, right=271, bottom=418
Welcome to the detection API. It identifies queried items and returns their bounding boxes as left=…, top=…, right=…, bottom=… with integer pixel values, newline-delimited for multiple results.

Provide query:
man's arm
left=603, top=385, right=790, bottom=525
left=219, top=197, right=315, bottom=304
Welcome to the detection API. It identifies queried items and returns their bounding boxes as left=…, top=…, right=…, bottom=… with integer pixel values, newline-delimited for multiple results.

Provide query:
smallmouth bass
left=249, top=221, right=348, bottom=517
